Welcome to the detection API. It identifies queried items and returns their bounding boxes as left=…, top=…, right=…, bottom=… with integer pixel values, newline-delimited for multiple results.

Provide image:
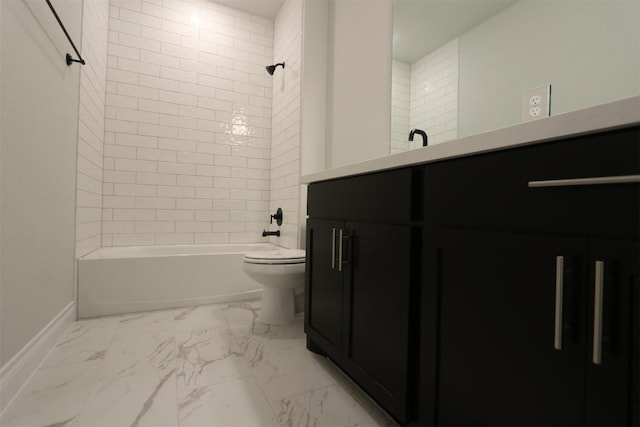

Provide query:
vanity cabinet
left=305, top=169, right=419, bottom=424
left=304, top=125, right=639, bottom=426
left=420, top=125, right=639, bottom=426
left=424, top=229, right=638, bottom=426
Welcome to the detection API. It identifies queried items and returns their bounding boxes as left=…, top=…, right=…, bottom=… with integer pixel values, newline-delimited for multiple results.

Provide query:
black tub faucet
left=409, top=129, right=428, bottom=147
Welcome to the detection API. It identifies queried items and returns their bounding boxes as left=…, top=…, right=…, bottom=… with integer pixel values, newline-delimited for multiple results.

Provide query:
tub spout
left=263, top=230, right=280, bottom=237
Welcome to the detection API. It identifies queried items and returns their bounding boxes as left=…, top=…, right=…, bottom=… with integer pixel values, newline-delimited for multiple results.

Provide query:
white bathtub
left=77, top=243, right=277, bottom=318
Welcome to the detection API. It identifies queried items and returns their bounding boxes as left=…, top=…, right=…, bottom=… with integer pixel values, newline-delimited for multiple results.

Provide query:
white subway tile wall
left=268, top=0, right=302, bottom=249
left=76, top=0, right=110, bottom=258
left=390, top=60, right=410, bottom=154
left=409, top=39, right=458, bottom=148
left=103, top=0, right=275, bottom=246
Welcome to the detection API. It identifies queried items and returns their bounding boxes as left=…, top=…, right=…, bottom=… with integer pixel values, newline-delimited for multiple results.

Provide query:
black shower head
left=265, top=62, right=285, bottom=76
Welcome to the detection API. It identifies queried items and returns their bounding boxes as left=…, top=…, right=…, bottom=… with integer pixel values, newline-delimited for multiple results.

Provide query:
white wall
left=1, top=0, right=81, bottom=366
left=102, top=0, right=274, bottom=246
left=76, top=0, right=110, bottom=259
left=459, top=0, right=640, bottom=137
left=326, top=0, right=393, bottom=168
left=269, top=0, right=302, bottom=249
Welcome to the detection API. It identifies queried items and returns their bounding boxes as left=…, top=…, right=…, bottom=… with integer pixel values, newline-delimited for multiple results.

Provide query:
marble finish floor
left=1, top=300, right=396, bottom=427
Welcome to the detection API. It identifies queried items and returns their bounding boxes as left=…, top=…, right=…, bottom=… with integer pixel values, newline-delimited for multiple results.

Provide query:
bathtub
left=77, top=243, right=277, bottom=318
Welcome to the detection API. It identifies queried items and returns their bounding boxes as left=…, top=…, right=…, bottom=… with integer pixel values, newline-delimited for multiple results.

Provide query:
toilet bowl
left=242, top=248, right=306, bottom=325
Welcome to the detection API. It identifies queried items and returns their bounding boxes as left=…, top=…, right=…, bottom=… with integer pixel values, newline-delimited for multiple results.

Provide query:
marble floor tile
left=71, top=369, right=178, bottom=427
left=271, top=384, right=382, bottom=427
left=178, top=376, right=278, bottom=427
left=174, top=305, right=228, bottom=332
left=42, top=317, right=119, bottom=368
left=99, top=327, right=175, bottom=379
left=3, top=300, right=393, bottom=427
left=175, top=323, right=252, bottom=395
left=243, top=319, right=337, bottom=403
left=0, top=360, right=101, bottom=427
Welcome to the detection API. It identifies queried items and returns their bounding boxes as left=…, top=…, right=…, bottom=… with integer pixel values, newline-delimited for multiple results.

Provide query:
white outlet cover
left=523, top=84, right=551, bottom=122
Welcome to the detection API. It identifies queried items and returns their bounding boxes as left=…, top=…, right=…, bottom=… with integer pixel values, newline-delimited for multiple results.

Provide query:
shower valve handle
left=270, top=208, right=283, bottom=226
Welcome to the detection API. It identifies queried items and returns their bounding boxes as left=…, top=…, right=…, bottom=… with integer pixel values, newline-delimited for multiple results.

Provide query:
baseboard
left=0, top=301, right=75, bottom=415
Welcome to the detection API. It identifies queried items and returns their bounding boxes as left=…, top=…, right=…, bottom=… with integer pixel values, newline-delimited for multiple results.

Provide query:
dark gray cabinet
left=305, top=169, right=418, bottom=424
left=305, top=125, right=639, bottom=426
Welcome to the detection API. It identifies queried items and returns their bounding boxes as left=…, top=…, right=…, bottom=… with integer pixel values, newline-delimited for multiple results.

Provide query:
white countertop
left=300, top=96, right=640, bottom=184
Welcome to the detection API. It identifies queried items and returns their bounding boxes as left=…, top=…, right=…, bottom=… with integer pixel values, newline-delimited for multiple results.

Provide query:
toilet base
left=259, top=286, right=295, bottom=325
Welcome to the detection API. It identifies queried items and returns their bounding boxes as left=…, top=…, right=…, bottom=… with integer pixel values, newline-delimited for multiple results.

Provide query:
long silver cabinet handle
left=593, top=261, right=604, bottom=365
left=331, top=228, right=336, bottom=270
left=338, top=229, right=343, bottom=272
left=554, top=256, right=564, bottom=351
left=528, top=174, right=640, bottom=188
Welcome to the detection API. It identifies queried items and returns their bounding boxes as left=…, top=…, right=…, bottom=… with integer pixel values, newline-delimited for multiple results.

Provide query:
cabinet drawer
left=308, top=168, right=415, bottom=222
left=424, top=126, right=640, bottom=237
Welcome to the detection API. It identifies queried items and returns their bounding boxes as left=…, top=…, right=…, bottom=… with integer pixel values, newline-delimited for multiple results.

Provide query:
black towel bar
left=45, top=0, right=85, bottom=66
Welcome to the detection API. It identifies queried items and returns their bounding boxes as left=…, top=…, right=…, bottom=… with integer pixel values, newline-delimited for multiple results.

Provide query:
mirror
left=391, top=0, right=640, bottom=154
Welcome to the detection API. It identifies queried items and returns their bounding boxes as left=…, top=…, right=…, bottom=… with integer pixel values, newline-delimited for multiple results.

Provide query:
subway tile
left=196, top=165, right=230, bottom=177
left=117, top=82, right=159, bottom=100
left=176, top=221, right=211, bottom=233
left=139, top=99, right=180, bottom=115
left=156, top=209, right=194, bottom=221
left=157, top=185, right=195, bottom=198
left=194, top=233, right=229, bottom=244
left=155, top=233, right=194, bottom=245
left=135, top=221, right=175, bottom=233
left=116, top=133, right=158, bottom=148
left=104, top=144, right=137, bottom=159
left=118, top=33, right=161, bottom=52
left=115, top=158, right=157, bottom=174
left=137, top=147, right=177, bottom=162
left=116, top=108, right=159, bottom=125
left=112, top=233, right=155, bottom=246
left=104, top=170, right=137, bottom=184
left=159, top=90, right=197, bottom=106
left=140, top=50, right=180, bottom=68
left=176, top=198, right=212, bottom=210
left=137, top=123, right=179, bottom=139
left=135, top=196, right=176, bottom=209
left=158, top=161, right=195, bottom=175
left=113, top=208, right=156, bottom=221
left=137, top=171, right=177, bottom=186
left=195, top=187, right=229, bottom=199
left=111, top=0, right=142, bottom=13
left=114, top=183, right=156, bottom=197
left=139, top=74, right=180, bottom=92
left=195, top=210, right=229, bottom=222
left=176, top=175, right=213, bottom=188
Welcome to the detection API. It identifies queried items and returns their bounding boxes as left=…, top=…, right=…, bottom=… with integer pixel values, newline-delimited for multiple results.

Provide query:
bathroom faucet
left=409, top=129, right=428, bottom=147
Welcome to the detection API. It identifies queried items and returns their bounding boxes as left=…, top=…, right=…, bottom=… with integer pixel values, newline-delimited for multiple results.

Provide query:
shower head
left=265, top=62, right=285, bottom=76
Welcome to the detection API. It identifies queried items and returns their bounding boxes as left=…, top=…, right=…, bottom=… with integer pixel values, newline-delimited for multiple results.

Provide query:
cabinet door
left=428, top=228, right=587, bottom=426
left=341, top=222, right=414, bottom=424
left=305, top=219, right=344, bottom=361
left=585, top=239, right=639, bottom=427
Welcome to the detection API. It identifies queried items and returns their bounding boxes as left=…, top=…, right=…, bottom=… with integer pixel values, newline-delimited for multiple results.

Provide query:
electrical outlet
left=523, top=84, right=551, bottom=122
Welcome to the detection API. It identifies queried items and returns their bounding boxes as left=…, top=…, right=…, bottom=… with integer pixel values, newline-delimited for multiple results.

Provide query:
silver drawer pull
left=554, top=256, right=564, bottom=351
left=528, top=175, right=640, bottom=188
left=338, top=229, right=343, bottom=272
left=331, top=228, right=336, bottom=270
left=593, top=261, right=604, bottom=365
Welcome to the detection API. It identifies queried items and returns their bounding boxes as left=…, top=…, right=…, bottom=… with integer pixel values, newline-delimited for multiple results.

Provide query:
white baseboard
left=0, top=301, right=75, bottom=415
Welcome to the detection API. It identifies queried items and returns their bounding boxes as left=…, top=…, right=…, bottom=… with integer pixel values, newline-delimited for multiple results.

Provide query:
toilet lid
left=244, top=249, right=306, bottom=264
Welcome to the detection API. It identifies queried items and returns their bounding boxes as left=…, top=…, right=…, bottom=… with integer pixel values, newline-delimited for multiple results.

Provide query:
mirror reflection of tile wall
left=391, top=39, right=459, bottom=154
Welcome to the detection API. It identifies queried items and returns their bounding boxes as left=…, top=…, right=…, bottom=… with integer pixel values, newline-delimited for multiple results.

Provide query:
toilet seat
left=243, top=249, right=306, bottom=265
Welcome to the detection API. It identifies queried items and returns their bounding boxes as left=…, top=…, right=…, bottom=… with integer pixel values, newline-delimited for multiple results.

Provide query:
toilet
left=242, top=248, right=306, bottom=325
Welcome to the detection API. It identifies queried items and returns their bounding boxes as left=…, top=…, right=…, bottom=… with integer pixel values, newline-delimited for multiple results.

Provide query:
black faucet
left=409, top=129, right=428, bottom=147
